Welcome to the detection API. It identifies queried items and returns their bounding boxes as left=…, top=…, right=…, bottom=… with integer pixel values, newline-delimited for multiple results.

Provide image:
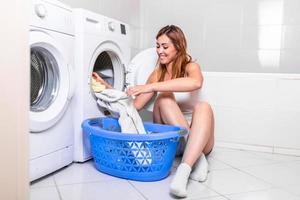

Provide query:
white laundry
left=95, top=89, right=152, bottom=165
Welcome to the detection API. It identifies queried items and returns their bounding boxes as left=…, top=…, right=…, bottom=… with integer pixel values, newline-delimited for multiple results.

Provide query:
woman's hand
left=126, top=84, right=154, bottom=96
left=92, top=72, right=105, bottom=83
left=92, top=72, right=113, bottom=89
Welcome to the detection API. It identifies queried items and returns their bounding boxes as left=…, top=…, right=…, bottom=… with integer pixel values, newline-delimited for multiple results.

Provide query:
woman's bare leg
left=154, top=94, right=214, bottom=166
left=153, top=93, right=190, bottom=197
left=181, top=102, right=214, bottom=182
left=153, top=93, right=214, bottom=197
left=182, top=101, right=214, bottom=167
left=154, top=93, right=214, bottom=197
left=153, top=92, right=189, bottom=129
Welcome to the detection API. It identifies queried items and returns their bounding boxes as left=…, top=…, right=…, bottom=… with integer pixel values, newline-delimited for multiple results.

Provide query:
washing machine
left=30, top=0, right=75, bottom=181
left=72, top=8, right=163, bottom=162
left=72, top=9, right=128, bottom=162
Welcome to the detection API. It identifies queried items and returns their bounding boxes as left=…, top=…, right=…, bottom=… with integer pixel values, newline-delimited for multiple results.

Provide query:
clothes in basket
left=95, top=89, right=151, bottom=165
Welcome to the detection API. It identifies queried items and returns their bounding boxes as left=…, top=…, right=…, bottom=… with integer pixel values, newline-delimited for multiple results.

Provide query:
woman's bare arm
left=127, top=63, right=203, bottom=96
left=131, top=69, right=158, bottom=111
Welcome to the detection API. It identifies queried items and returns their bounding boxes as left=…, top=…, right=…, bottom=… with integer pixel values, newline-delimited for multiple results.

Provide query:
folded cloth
left=95, top=89, right=151, bottom=165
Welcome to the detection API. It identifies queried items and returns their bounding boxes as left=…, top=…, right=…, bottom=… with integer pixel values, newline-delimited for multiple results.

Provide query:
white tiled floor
left=30, top=147, right=300, bottom=200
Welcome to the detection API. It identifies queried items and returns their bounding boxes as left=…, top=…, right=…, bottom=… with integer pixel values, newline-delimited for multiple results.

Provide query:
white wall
left=60, top=0, right=142, bottom=57
left=202, top=72, right=300, bottom=155
left=59, top=0, right=100, bottom=13
left=0, top=0, right=29, bottom=199
left=140, top=0, right=300, bottom=74
left=140, top=0, right=300, bottom=155
left=97, top=0, right=141, bottom=57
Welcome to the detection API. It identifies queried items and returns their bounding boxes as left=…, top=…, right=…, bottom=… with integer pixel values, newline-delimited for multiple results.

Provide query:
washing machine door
left=89, top=41, right=126, bottom=91
left=127, top=48, right=158, bottom=111
left=30, top=30, right=71, bottom=132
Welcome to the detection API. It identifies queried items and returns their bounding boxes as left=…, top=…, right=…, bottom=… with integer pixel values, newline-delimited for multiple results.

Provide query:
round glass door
left=31, top=46, right=60, bottom=112
left=29, top=30, right=71, bottom=132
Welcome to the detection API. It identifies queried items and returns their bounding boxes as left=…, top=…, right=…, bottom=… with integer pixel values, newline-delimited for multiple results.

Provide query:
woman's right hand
left=92, top=72, right=113, bottom=89
left=92, top=72, right=104, bottom=83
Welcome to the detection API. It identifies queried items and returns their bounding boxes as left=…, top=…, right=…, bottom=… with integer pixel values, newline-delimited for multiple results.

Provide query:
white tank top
left=174, top=89, right=200, bottom=114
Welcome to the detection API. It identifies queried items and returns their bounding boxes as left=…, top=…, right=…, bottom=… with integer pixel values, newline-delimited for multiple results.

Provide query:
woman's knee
left=154, top=92, right=176, bottom=108
left=194, top=101, right=213, bottom=116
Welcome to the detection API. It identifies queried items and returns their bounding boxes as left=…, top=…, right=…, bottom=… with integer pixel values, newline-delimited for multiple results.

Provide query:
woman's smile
left=156, top=34, right=177, bottom=65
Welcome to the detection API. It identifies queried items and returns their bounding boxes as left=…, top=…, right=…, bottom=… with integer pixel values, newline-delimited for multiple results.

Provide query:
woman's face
left=156, top=34, right=177, bottom=65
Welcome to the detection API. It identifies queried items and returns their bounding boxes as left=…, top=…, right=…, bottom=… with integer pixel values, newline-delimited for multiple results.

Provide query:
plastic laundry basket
left=81, top=117, right=187, bottom=181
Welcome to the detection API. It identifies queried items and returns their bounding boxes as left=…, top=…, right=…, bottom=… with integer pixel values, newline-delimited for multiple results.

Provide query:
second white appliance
left=72, top=9, right=132, bottom=162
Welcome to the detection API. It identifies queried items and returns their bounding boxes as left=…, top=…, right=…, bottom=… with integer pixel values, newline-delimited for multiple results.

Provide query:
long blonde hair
left=156, top=25, right=192, bottom=82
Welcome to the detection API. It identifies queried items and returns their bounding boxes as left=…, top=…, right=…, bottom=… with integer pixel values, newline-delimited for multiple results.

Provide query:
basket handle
left=170, top=129, right=188, bottom=142
left=170, top=137, right=180, bottom=142
left=178, top=129, right=188, bottom=136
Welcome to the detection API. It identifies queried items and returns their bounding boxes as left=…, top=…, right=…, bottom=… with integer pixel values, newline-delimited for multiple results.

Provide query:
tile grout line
left=53, top=176, right=63, bottom=200
left=204, top=157, right=278, bottom=197
left=127, top=180, right=149, bottom=200
left=215, top=159, right=278, bottom=189
left=196, top=181, right=231, bottom=200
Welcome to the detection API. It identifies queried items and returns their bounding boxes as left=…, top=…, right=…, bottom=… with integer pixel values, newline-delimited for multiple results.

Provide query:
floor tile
left=30, top=187, right=60, bottom=200
left=226, top=188, right=300, bottom=200
left=282, top=184, right=300, bottom=197
left=30, top=175, right=56, bottom=188
left=240, top=161, right=300, bottom=187
left=172, top=154, right=232, bottom=174
left=129, top=174, right=220, bottom=200
left=58, top=180, right=145, bottom=200
left=203, top=168, right=272, bottom=195
left=53, top=160, right=119, bottom=185
left=210, top=148, right=277, bottom=168
left=29, top=148, right=300, bottom=199
left=207, top=157, right=232, bottom=171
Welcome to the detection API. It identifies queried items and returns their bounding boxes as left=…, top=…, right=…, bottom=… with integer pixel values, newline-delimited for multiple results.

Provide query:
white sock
left=190, top=154, right=209, bottom=182
left=170, top=163, right=191, bottom=198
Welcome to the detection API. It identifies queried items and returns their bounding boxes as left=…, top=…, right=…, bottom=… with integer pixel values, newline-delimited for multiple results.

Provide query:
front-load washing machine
left=72, top=9, right=133, bottom=162
left=72, top=8, right=165, bottom=163
left=30, top=0, right=75, bottom=181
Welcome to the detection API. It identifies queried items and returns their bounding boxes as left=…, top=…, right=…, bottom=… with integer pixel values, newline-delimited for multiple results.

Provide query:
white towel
left=95, top=89, right=151, bottom=165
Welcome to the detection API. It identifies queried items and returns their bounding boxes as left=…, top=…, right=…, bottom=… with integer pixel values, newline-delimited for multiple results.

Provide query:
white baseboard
left=215, top=141, right=273, bottom=153
left=274, top=147, right=300, bottom=156
left=215, top=141, right=300, bottom=156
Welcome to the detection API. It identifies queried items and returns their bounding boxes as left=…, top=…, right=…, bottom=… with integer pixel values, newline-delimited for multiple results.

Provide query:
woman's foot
left=170, top=163, right=191, bottom=197
left=190, top=154, right=209, bottom=182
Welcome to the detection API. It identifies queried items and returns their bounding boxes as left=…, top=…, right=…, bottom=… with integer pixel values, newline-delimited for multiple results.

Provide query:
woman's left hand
left=126, top=84, right=154, bottom=96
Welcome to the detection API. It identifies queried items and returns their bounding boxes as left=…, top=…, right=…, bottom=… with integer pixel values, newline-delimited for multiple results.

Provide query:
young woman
left=93, top=25, right=214, bottom=198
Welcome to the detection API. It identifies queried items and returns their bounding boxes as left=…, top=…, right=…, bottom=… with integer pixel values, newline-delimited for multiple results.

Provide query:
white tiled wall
left=139, top=0, right=300, bottom=155
left=202, top=72, right=300, bottom=155
left=140, top=0, right=300, bottom=74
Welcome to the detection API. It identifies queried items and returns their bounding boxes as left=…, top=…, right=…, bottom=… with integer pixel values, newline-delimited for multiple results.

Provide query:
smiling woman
left=95, top=25, right=215, bottom=198
left=128, top=25, right=214, bottom=197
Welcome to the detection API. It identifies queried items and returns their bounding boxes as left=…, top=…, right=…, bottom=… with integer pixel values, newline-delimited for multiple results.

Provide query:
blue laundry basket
left=81, top=117, right=187, bottom=181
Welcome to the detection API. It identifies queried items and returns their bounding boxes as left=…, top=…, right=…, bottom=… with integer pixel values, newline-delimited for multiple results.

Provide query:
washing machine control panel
left=35, top=4, right=47, bottom=18
left=106, top=19, right=128, bottom=38
left=120, top=24, right=126, bottom=35
left=108, top=21, right=115, bottom=32
left=31, top=0, right=74, bottom=35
